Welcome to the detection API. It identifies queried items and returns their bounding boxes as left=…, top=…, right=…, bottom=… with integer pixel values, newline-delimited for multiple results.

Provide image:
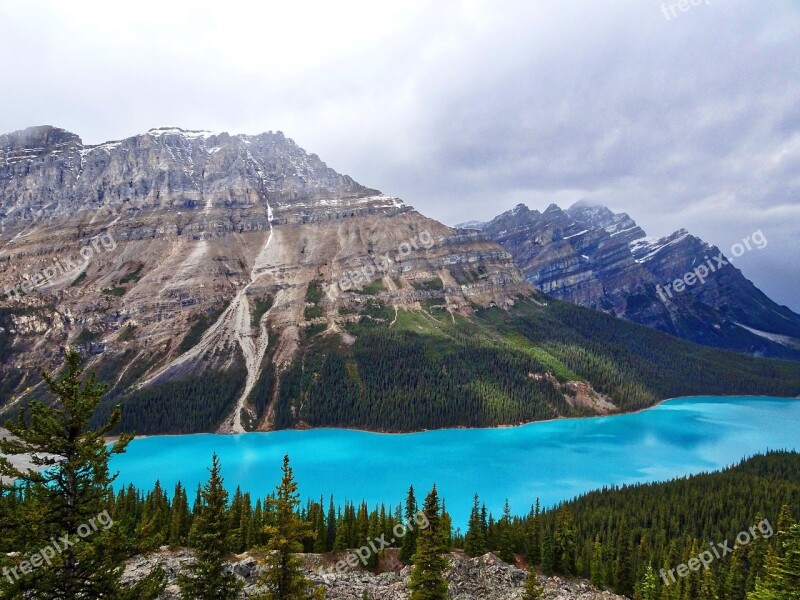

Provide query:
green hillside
left=265, top=294, right=800, bottom=433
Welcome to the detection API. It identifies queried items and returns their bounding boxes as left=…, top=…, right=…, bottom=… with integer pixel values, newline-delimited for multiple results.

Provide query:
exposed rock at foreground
left=122, top=549, right=629, bottom=600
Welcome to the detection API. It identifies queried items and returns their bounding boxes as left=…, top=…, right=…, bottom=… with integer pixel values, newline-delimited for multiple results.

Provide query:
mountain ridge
left=467, top=200, right=800, bottom=360
left=1, top=125, right=798, bottom=435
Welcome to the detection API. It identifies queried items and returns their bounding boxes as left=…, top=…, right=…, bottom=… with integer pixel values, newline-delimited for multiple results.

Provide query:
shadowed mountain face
left=1, top=126, right=798, bottom=436
left=464, top=201, right=800, bottom=359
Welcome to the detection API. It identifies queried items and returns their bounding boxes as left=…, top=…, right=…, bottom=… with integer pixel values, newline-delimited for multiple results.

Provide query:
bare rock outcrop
left=122, top=548, right=629, bottom=600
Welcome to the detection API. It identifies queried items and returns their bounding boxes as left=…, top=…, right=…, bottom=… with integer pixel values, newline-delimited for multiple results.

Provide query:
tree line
left=2, top=351, right=799, bottom=599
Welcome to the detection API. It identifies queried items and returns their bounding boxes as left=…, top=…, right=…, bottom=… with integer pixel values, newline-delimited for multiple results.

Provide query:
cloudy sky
left=1, top=0, right=799, bottom=309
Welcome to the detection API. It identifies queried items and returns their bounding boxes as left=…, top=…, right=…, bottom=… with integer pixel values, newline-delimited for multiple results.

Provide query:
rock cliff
left=0, top=126, right=526, bottom=430
left=464, top=201, right=800, bottom=359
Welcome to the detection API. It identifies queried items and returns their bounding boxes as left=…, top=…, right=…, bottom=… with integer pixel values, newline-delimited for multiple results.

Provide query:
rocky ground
left=123, top=548, right=629, bottom=600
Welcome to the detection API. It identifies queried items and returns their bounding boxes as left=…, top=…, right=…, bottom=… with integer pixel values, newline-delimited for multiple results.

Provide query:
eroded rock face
left=465, top=201, right=800, bottom=359
left=122, top=549, right=630, bottom=600
left=0, top=126, right=528, bottom=429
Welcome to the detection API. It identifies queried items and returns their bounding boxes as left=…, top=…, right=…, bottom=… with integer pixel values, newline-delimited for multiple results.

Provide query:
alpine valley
left=1, top=125, right=799, bottom=436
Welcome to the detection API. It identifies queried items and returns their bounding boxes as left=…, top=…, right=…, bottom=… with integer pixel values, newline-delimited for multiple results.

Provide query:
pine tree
left=0, top=349, right=165, bottom=600
left=774, top=524, right=800, bottom=596
left=590, top=538, right=605, bottom=589
left=464, top=494, right=488, bottom=557
left=541, top=530, right=555, bottom=576
left=638, top=565, right=658, bottom=600
left=250, top=499, right=264, bottom=549
left=725, top=544, right=747, bottom=600
left=409, top=485, right=449, bottom=600
left=326, top=497, right=337, bottom=552
left=776, top=504, right=797, bottom=558
left=698, top=566, right=718, bottom=600
left=228, top=487, right=246, bottom=552
left=256, top=455, right=321, bottom=600
left=526, top=499, right=541, bottom=566
left=554, top=505, right=576, bottom=574
left=400, top=485, right=419, bottom=564
left=498, top=499, right=516, bottom=564
left=523, top=565, right=545, bottom=599
left=239, top=493, right=253, bottom=553
left=366, top=507, right=381, bottom=569
left=314, top=498, right=327, bottom=553
left=178, top=454, right=242, bottom=600
left=169, top=482, right=191, bottom=547
left=440, top=500, right=453, bottom=551
left=138, top=480, right=169, bottom=551
left=615, top=525, right=634, bottom=597
left=747, top=523, right=800, bottom=600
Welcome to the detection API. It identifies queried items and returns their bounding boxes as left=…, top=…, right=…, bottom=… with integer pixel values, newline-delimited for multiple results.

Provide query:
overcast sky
left=1, top=0, right=798, bottom=310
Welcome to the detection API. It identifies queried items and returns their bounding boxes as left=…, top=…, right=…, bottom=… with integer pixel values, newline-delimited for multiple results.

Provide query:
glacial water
left=109, top=396, right=800, bottom=529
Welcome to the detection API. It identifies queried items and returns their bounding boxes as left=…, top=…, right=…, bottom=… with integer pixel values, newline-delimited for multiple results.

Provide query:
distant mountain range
left=1, top=126, right=798, bottom=435
left=457, top=202, right=800, bottom=360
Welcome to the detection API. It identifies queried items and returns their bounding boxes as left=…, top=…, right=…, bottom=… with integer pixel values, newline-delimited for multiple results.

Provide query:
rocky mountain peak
left=566, top=200, right=615, bottom=224
left=1, top=125, right=83, bottom=169
left=0, top=125, right=529, bottom=433
left=2, top=124, right=81, bottom=146
left=480, top=201, right=800, bottom=359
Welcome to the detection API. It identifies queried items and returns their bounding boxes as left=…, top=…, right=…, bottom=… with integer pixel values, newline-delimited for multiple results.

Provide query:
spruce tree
left=748, top=524, right=800, bottom=600
left=725, top=544, right=747, bottom=600
left=0, top=349, right=165, bottom=600
left=314, top=498, right=327, bottom=553
left=178, top=453, right=242, bottom=600
left=614, top=525, right=634, bottom=597
left=775, top=524, right=800, bottom=596
left=400, top=485, right=419, bottom=564
left=169, top=482, right=191, bottom=547
left=638, top=565, right=658, bottom=600
left=526, top=499, right=541, bottom=566
left=554, top=505, right=576, bottom=574
left=698, top=566, right=718, bottom=600
left=256, top=454, right=321, bottom=600
left=776, top=504, right=797, bottom=558
left=464, top=494, right=488, bottom=557
left=523, top=565, right=545, bottom=599
left=498, top=499, right=516, bottom=564
left=409, top=485, right=449, bottom=600
left=590, top=538, right=605, bottom=589
left=326, top=497, right=337, bottom=551
left=440, top=500, right=453, bottom=551
left=541, top=530, right=555, bottom=576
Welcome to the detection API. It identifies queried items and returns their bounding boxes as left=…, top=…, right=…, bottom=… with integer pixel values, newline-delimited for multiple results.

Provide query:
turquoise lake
left=110, top=396, right=800, bottom=530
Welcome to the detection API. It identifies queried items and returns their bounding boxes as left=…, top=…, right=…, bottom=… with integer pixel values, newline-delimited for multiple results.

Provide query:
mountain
left=1, top=126, right=799, bottom=435
left=468, top=201, right=800, bottom=359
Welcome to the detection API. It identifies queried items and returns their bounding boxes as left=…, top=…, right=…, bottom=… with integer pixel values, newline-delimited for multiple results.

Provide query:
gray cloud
left=1, top=0, right=798, bottom=309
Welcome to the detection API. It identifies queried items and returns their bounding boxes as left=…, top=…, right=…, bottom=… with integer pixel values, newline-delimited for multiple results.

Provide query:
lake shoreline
left=99, top=392, right=800, bottom=440
left=103, top=395, right=800, bottom=530
left=1, top=393, right=797, bottom=450
left=6, top=396, right=799, bottom=529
